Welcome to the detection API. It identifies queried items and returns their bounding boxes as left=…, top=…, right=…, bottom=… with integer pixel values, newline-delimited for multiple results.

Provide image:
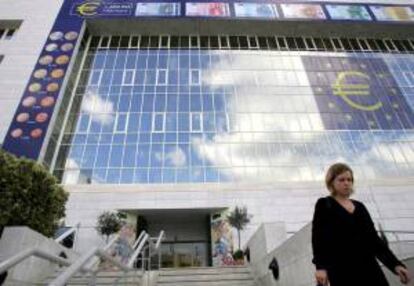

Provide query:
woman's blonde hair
left=325, top=163, right=354, bottom=195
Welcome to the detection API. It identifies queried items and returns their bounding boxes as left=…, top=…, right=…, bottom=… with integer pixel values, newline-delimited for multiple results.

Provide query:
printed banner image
left=370, top=6, right=414, bottom=21
left=135, top=2, right=181, bottom=16
left=326, top=5, right=372, bottom=21
left=2, top=25, right=82, bottom=159
left=234, top=3, right=278, bottom=19
left=301, top=56, right=414, bottom=130
left=186, top=2, right=230, bottom=17
left=280, top=4, right=326, bottom=19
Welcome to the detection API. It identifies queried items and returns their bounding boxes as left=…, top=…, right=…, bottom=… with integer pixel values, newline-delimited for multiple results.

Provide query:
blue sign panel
left=302, top=56, right=414, bottom=130
left=2, top=0, right=83, bottom=159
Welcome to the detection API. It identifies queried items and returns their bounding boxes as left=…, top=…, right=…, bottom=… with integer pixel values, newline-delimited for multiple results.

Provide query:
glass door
left=161, top=242, right=208, bottom=268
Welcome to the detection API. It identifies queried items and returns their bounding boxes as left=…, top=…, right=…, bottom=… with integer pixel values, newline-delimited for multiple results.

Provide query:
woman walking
left=312, top=163, right=411, bottom=286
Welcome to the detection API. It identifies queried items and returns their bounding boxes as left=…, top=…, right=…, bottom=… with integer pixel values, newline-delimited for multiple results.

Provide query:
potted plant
left=96, top=211, right=126, bottom=243
left=226, top=206, right=252, bottom=264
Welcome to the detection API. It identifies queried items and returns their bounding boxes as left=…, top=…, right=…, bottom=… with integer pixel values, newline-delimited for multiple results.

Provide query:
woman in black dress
left=312, top=163, right=411, bottom=286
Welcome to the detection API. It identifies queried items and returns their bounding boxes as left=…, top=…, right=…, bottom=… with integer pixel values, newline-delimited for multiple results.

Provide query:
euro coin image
left=51, top=69, right=65, bottom=79
left=11, top=128, right=23, bottom=138
left=39, top=55, right=54, bottom=65
left=55, top=55, right=70, bottom=65
left=65, top=31, right=79, bottom=41
left=22, top=96, right=36, bottom=107
left=28, top=83, right=41, bottom=93
left=49, top=31, right=63, bottom=41
left=30, top=128, right=43, bottom=138
left=41, top=96, right=55, bottom=107
left=46, top=82, right=59, bottom=92
left=61, top=43, right=74, bottom=52
left=35, top=112, right=49, bottom=123
left=33, top=69, right=47, bottom=79
left=45, top=43, right=58, bottom=52
left=16, top=113, right=30, bottom=123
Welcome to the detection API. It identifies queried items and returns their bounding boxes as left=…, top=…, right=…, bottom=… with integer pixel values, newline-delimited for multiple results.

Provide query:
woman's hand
left=395, top=265, right=410, bottom=284
left=315, top=269, right=328, bottom=286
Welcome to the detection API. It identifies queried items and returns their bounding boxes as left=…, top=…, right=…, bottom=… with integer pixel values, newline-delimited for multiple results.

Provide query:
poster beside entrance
left=211, top=210, right=236, bottom=266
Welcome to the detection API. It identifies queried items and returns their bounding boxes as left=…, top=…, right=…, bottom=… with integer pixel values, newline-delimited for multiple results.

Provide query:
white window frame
left=190, top=112, right=203, bottom=132
left=276, top=37, right=288, bottom=50
left=190, top=35, right=199, bottom=49
left=160, top=35, right=170, bottom=48
left=152, top=112, right=166, bottom=132
left=409, top=40, right=414, bottom=51
left=219, top=35, right=229, bottom=49
left=190, top=69, right=201, bottom=85
left=122, top=69, right=135, bottom=85
left=114, top=113, right=128, bottom=133
left=357, top=38, right=370, bottom=51
left=156, top=69, right=168, bottom=85
left=304, top=37, right=316, bottom=50
left=3, top=28, right=16, bottom=40
left=331, top=38, right=344, bottom=51
left=77, top=114, right=91, bottom=133
left=129, top=35, right=140, bottom=48
left=348, top=38, right=362, bottom=51
left=384, top=39, right=397, bottom=52
left=99, top=36, right=111, bottom=48
left=248, top=36, right=259, bottom=49
left=89, top=70, right=103, bottom=85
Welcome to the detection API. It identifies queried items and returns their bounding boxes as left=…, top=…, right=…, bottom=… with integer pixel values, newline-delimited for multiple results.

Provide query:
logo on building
left=75, top=1, right=102, bottom=17
left=332, top=71, right=382, bottom=111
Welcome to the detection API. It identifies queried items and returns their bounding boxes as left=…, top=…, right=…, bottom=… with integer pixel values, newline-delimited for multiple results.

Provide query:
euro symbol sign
left=76, top=1, right=101, bottom=16
left=332, top=71, right=382, bottom=111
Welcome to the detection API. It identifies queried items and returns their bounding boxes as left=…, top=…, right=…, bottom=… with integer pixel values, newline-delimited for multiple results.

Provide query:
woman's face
left=332, top=171, right=353, bottom=197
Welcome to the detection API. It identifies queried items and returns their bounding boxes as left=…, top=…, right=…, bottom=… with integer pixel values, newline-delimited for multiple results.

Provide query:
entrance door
left=161, top=242, right=208, bottom=268
left=137, top=209, right=212, bottom=268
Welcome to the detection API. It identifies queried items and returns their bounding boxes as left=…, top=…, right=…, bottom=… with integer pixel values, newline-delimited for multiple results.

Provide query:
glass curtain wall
left=52, top=35, right=414, bottom=184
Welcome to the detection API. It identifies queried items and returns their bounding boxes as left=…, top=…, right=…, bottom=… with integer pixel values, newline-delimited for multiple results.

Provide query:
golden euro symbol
left=76, top=1, right=101, bottom=16
left=332, top=71, right=382, bottom=111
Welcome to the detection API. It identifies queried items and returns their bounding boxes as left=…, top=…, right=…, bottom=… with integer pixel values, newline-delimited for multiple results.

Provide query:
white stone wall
left=0, top=0, right=63, bottom=143
left=247, top=223, right=414, bottom=286
left=64, top=178, right=414, bottom=254
left=0, top=226, right=79, bottom=285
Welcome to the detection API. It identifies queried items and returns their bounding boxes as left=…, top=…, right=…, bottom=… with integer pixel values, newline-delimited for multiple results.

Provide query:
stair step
left=159, top=267, right=251, bottom=275
left=157, top=266, right=254, bottom=286
left=158, top=273, right=253, bottom=282
left=156, top=281, right=255, bottom=286
left=41, top=270, right=143, bottom=285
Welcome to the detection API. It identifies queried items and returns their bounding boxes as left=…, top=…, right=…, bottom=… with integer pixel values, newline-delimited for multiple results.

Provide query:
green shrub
left=0, top=150, right=68, bottom=237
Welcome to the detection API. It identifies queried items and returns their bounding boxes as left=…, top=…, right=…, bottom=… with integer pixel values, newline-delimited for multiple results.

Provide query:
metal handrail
left=154, top=230, right=165, bottom=270
left=127, top=233, right=149, bottom=268
left=154, top=230, right=165, bottom=250
left=103, top=233, right=121, bottom=251
left=82, top=233, right=121, bottom=271
left=0, top=248, right=72, bottom=275
left=49, top=247, right=132, bottom=286
left=54, top=223, right=80, bottom=244
left=132, top=230, right=147, bottom=250
left=50, top=231, right=152, bottom=286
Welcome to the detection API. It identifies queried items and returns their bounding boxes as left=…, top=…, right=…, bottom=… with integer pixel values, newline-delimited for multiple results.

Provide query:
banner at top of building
left=68, top=0, right=414, bottom=23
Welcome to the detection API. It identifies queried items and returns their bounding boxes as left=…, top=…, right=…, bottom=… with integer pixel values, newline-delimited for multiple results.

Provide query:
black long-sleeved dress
left=312, top=196, right=404, bottom=286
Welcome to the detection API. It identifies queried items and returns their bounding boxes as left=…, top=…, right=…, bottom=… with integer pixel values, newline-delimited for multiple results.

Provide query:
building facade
left=1, top=0, right=414, bottom=267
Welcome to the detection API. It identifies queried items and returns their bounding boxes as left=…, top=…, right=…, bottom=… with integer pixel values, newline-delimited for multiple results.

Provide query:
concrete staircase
left=38, top=270, right=143, bottom=286
left=156, top=266, right=256, bottom=286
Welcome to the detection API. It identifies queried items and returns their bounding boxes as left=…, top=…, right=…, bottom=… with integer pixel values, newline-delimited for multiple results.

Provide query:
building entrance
left=136, top=209, right=213, bottom=268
